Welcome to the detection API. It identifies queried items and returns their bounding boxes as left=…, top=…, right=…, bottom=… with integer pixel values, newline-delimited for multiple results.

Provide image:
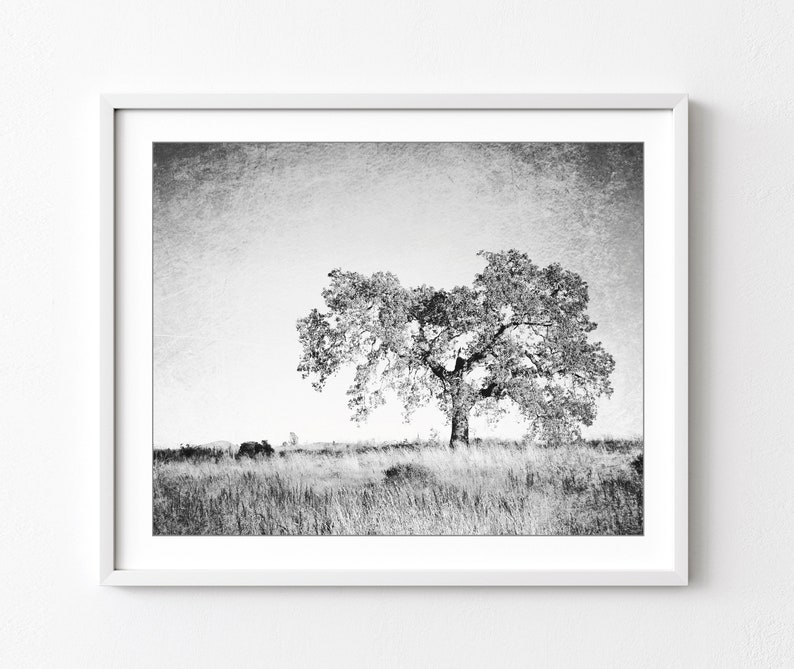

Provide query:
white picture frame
left=100, top=94, right=688, bottom=586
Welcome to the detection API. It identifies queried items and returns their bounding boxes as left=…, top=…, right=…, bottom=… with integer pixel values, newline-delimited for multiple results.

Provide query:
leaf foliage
left=297, top=250, right=615, bottom=438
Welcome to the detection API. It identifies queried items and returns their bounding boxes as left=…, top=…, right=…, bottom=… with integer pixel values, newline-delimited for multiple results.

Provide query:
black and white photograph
left=152, top=141, right=644, bottom=536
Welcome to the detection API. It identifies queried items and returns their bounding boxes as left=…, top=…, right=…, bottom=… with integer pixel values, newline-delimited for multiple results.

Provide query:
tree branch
left=465, top=319, right=552, bottom=369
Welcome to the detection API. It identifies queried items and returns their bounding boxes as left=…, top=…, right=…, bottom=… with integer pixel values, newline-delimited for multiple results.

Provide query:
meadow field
left=153, top=438, right=643, bottom=536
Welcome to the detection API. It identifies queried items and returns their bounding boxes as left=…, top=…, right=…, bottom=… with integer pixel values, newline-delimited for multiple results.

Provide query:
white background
left=1, top=1, right=792, bottom=667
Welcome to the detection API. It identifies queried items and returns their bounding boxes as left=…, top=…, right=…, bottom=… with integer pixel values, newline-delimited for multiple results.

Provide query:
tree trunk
left=449, top=404, right=470, bottom=449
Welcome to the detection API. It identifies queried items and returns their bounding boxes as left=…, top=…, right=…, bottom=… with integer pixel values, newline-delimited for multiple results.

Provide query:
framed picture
left=101, top=94, right=687, bottom=586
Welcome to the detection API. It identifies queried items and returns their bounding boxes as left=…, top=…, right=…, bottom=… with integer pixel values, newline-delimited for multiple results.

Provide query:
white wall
left=1, top=1, right=793, bottom=666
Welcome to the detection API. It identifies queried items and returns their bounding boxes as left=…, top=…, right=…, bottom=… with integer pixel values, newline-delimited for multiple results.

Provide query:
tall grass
left=153, top=439, right=643, bottom=535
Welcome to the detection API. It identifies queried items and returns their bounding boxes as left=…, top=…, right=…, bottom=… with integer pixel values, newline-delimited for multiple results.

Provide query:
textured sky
left=153, top=142, right=643, bottom=446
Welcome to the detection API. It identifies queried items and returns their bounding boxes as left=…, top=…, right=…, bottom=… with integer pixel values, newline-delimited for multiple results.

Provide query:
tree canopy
left=297, top=250, right=614, bottom=447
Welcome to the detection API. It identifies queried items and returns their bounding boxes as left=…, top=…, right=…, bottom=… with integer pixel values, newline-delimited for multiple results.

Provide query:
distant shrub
left=630, top=452, right=644, bottom=477
left=383, top=462, right=435, bottom=486
left=533, top=418, right=584, bottom=448
left=355, top=441, right=418, bottom=456
left=587, top=437, right=641, bottom=453
left=236, top=440, right=275, bottom=459
left=153, top=445, right=224, bottom=464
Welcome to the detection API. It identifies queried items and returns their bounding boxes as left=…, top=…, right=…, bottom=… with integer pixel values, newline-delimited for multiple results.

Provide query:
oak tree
left=297, top=250, right=614, bottom=448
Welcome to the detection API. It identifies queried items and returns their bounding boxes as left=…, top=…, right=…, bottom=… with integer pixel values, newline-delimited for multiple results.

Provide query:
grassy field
left=153, top=438, right=643, bottom=536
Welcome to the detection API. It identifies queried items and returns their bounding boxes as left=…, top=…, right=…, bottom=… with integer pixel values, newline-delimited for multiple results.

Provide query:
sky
left=153, top=142, right=643, bottom=447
